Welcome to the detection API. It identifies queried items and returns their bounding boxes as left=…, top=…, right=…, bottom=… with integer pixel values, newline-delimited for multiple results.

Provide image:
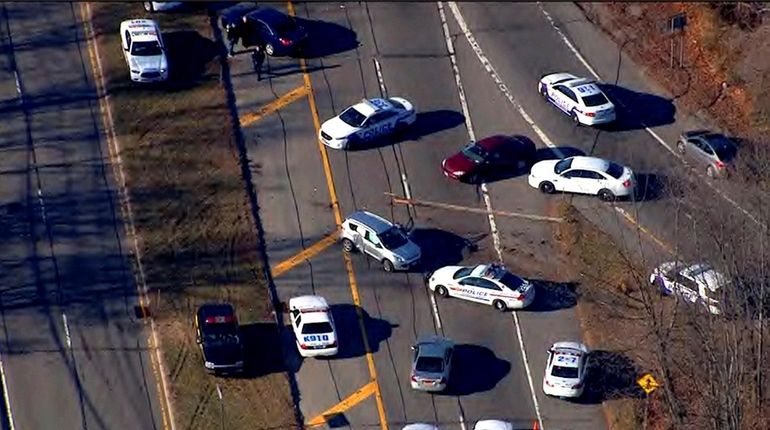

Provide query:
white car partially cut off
left=538, top=72, right=615, bottom=126
left=319, top=97, right=416, bottom=149
left=119, top=19, right=169, bottom=83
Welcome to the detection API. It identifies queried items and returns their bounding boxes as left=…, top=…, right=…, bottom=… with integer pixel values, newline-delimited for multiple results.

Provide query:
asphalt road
left=0, top=3, right=162, bottom=429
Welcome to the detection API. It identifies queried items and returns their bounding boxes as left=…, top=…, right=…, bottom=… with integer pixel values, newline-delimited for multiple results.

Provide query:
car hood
left=203, top=343, right=242, bottom=365
left=321, top=116, right=359, bottom=139
left=131, top=54, right=166, bottom=71
left=392, top=240, right=421, bottom=261
left=530, top=159, right=559, bottom=177
left=442, top=152, right=477, bottom=175
left=430, top=265, right=464, bottom=283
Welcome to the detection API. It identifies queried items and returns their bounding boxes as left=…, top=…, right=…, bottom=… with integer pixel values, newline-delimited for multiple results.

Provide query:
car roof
left=682, top=263, right=728, bottom=292
left=289, top=295, right=330, bottom=312
left=567, top=79, right=602, bottom=96
left=122, top=19, right=160, bottom=42
left=402, top=425, right=439, bottom=430
left=470, top=264, right=507, bottom=281
left=246, top=6, right=292, bottom=26
left=568, top=156, right=610, bottom=172
left=415, top=336, right=453, bottom=356
left=551, top=343, right=587, bottom=368
left=346, top=210, right=394, bottom=234
left=351, top=98, right=394, bottom=117
left=198, top=303, right=235, bottom=318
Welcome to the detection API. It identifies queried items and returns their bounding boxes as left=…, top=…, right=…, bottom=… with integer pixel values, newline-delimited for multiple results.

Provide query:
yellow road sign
left=637, top=373, right=660, bottom=394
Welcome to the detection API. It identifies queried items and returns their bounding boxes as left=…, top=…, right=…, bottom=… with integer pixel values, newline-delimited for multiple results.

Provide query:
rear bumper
left=298, top=344, right=338, bottom=358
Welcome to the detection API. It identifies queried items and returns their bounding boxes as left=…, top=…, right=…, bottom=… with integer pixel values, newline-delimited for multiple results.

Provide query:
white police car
left=319, top=97, right=417, bottom=149
left=289, top=295, right=338, bottom=357
left=119, top=19, right=169, bottom=83
left=538, top=72, right=615, bottom=125
left=427, top=264, right=535, bottom=311
left=649, top=261, right=728, bottom=315
left=543, top=341, right=590, bottom=399
left=474, top=420, right=514, bottom=430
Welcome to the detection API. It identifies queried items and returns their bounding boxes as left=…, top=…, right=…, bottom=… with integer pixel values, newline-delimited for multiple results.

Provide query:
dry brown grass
left=89, top=3, right=297, bottom=429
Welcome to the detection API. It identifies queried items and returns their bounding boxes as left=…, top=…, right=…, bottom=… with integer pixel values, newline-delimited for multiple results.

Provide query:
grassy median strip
left=89, top=3, right=297, bottom=429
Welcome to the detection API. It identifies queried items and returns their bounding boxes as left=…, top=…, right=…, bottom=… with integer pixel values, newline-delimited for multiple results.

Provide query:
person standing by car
left=251, top=44, right=266, bottom=81
left=226, top=21, right=241, bottom=57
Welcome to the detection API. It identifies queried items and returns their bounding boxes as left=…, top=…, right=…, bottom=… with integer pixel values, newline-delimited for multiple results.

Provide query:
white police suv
left=538, top=72, right=615, bottom=125
left=319, top=97, right=417, bottom=149
left=119, top=19, right=169, bottom=82
left=289, top=295, right=338, bottom=357
left=543, top=341, right=590, bottom=399
left=427, top=264, right=535, bottom=311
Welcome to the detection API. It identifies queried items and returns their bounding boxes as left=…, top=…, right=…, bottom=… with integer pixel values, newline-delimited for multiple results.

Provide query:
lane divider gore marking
left=271, top=232, right=339, bottom=278
left=287, top=3, right=388, bottom=430
left=440, top=3, right=545, bottom=429
left=536, top=2, right=767, bottom=230
left=388, top=193, right=564, bottom=223
left=239, top=85, right=309, bottom=127
left=80, top=3, right=174, bottom=429
left=305, top=380, right=377, bottom=427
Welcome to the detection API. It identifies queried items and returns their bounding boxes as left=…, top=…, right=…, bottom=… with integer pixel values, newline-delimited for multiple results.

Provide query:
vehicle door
left=551, top=85, right=577, bottom=114
left=474, top=278, right=505, bottom=305
left=688, top=138, right=714, bottom=169
left=672, top=273, right=700, bottom=304
left=580, top=170, right=609, bottom=195
left=559, top=169, right=589, bottom=194
left=457, top=277, right=487, bottom=303
left=361, top=111, right=396, bottom=141
left=362, top=229, right=385, bottom=261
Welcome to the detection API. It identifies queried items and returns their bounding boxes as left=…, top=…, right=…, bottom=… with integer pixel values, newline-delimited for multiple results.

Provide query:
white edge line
left=0, top=354, right=16, bottom=430
left=429, top=293, right=443, bottom=331
left=537, top=2, right=767, bottom=230
left=440, top=3, right=546, bottom=429
left=62, top=313, right=72, bottom=349
left=82, top=4, right=176, bottom=429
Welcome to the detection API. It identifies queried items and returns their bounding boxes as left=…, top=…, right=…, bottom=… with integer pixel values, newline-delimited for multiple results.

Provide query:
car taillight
left=279, top=38, right=292, bottom=46
left=514, top=294, right=524, bottom=301
left=299, top=343, right=308, bottom=350
left=329, top=341, right=337, bottom=348
left=715, top=161, right=725, bottom=169
left=545, top=380, right=554, bottom=387
left=585, top=112, right=596, bottom=117
left=623, top=179, right=632, bottom=188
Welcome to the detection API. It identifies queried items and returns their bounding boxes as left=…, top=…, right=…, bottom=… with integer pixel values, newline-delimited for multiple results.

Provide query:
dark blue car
left=242, top=7, right=308, bottom=56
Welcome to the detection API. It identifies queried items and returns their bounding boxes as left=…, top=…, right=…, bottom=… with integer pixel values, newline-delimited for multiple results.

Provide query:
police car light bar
left=299, top=307, right=328, bottom=314
left=205, top=315, right=236, bottom=324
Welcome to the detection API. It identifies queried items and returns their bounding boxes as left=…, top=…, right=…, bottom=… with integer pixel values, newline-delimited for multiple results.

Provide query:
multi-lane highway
left=0, top=2, right=163, bottom=429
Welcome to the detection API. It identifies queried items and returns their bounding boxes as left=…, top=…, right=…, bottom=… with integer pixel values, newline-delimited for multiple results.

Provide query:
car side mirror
left=410, top=345, right=416, bottom=351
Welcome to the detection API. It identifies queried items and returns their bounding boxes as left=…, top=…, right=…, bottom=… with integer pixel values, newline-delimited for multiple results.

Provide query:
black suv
left=195, top=304, right=244, bottom=374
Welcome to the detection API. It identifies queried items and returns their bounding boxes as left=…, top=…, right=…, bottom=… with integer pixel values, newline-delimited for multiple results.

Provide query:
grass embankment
left=89, top=3, right=297, bottom=429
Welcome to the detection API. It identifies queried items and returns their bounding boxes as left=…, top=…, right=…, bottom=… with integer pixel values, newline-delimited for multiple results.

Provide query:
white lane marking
left=536, top=2, right=767, bottom=230
left=0, top=354, right=17, bottom=430
left=373, top=56, right=388, bottom=96
left=458, top=411, right=467, bottom=430
left=62, top=313, right=72, bottom=349
left=440, top=3, right=545, bottom=429
left=82, top=4, right=177, bottom=429
left=13, top=71, right=21, bottom=95
left=428, top=293, right=443, bottom=331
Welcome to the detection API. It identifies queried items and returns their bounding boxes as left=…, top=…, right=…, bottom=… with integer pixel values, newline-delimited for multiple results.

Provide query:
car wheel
left=571, top=110, right=580, bottom=125
left=265, top=43, right=275, bottom=56
left=676, top=140, right=686, bottom=154
left=539, top=181, right=555, bottom=194
left=342, top=238, right=355, bottom=253
left=493, top=300, right=507, bottom=312
left=435, top=285, right=449, bottom=298
left=382, top=259, right=394, bottom=272
left=598, top=189, right=616, bottom=202
left=539, top=84, right=548, bottom=98
left=706, top=165, right=717, bottom=178
left=143, top=2, right=154, bottom=12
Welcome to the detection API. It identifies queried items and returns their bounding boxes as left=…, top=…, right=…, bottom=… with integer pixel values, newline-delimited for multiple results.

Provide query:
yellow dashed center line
left=271, top=232, right=339, bottom=278
left=305, top=381, right=377, bottom=427
left=239, top=85, right=309, bottom=127
left=287, top=3, right=388, bottom=429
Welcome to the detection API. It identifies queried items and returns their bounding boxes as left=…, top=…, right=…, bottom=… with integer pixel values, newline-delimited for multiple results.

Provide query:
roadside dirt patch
left=89, top=3, right=297, bottom=429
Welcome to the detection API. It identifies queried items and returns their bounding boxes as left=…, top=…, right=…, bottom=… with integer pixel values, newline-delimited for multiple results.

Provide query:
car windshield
left=301, top=322, right=333, bottom=334
left=454, top=267, right=473, bottom=279
left=500, top=273, right=524, bottom=290
left=415, top=356, right=444, bottom=373
left=131, top=40, right=162, bottom=56
left=706, top=135, right=736, bottom=161
left=203, top=323, right=239, bottom=344
left=339, top=107, right=367, bottom=127
left=551, top=365, right=579, bottom=379
left=461, top=143, right=487, bottom=163
left=555, top=158, right=573, bottom=174
left=605, top=162, right=624, bottom=179
left=380, top=227, right=409, bottom=250
left=582, top=93, right=609, bottom=107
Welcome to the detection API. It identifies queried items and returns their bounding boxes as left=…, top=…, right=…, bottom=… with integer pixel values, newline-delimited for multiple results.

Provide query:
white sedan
left=538, top=72, right=615, bottom=125
left=288, top=295, right=338, bottom=357
left=543, top=341, right=590, bottom=399
left=427, top=264, right=535, bottom=311
left=649, top=262, right=728, bottom=315
left=119, top=19, right=169, bottom=83
left=319, top=97, right=416, bottom=149
left=528, top=155, right=635, bottom=202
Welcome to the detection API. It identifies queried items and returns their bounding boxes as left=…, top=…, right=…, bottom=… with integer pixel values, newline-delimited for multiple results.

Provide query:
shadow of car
left=324, top=304, right=396, bottom=360
left=443, top=344, right=510, bottom=396
left=162, top=30, right=219, bottom=89
left=576, top=349, right=646, bottom=404
left=409, top=228, right=479, bottom=272
left=522, top=281, right=578, bottom=312
left=291, top=16, right=359, bottom=58
left=534, top=146, right=585, bottom=162
left=596, top=84, right=676, bottom=131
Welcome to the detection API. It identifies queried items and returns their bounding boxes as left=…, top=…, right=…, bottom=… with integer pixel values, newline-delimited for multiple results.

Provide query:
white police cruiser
left=289, top=295, right=338, bottom=357
left=543, top=341, right=590, bottom=399
left=649, top=261, right=728, bottom=315
left=319, top=97, right=417, bottom=149
left=119, top=19, right=169, bottom=83
left=427, top=263, right=535, bottom=311
left=538, top=72, right=615, bottom=125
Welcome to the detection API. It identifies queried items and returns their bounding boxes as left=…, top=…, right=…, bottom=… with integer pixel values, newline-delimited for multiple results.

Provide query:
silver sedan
left=410, top=336, right=454, bottom=392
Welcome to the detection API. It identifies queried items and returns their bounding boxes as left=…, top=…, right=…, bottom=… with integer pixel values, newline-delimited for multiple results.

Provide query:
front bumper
left=205, top=361, right=245, bottom=374
left=130, top=70, right=169, bottom=83
left=319, top=130, right=347, bottom=149
left=393, top=256, right=421, bottom=271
